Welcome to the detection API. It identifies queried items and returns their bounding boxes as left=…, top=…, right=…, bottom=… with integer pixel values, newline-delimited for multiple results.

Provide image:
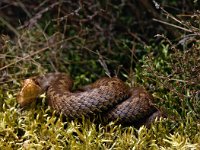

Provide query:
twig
left=18, top=2, right=60, bottom=29
left=97, top=51, right=111, bottom=78
left=0, top=36, right=77, bottom=71
left=153, top=18, right=193, bottom=33
left=0, top=47, right=48, bottom=72
left=0, top=17, right=20, bottom=37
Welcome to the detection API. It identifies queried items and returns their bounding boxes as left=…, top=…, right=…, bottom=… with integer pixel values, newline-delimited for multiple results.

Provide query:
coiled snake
left=17, top=73, right=163, bottom=126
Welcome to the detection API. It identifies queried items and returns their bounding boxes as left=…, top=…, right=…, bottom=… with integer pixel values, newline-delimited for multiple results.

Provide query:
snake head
left=17, top=78, right=43, bottom=107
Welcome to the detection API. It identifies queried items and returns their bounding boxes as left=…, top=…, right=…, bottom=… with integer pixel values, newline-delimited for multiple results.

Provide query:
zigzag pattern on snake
left=17, top=73, right=162, bottom=125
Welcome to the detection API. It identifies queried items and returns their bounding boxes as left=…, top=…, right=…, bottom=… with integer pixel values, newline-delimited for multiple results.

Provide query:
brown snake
left=17, top=73, right=163, bottom=126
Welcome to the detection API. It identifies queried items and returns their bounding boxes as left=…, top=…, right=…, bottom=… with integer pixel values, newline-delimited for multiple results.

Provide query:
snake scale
left=17, top=73, right=162, bottom=126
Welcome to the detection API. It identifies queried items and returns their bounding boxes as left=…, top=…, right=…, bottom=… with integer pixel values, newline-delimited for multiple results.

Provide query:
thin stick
left=0, top=37, right=77, bottom=71
left=0, top=47, right=48, bottom=72
left=97, top=51, right=111, bottom=78
left=153, top=18, right=192, bottom=33
left=0, top=17, right=20, bottom=37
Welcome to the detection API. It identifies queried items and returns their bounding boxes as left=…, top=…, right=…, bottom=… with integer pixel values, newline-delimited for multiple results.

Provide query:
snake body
left=17, top=73, right=162, bottom=125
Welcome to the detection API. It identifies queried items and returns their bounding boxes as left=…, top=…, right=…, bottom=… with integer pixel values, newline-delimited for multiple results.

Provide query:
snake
left=17, top=73, right=163, bottom=126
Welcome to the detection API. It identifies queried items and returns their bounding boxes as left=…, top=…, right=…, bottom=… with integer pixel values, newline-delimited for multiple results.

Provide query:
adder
left=17, top=73, right=163, bottom=126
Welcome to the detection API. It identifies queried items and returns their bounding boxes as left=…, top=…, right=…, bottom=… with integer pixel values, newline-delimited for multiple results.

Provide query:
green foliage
left=0, top=1, right=200, bottom=149
left=0, top=35, right=200, bottom=148
left=135, top=41, right=200, bottom=122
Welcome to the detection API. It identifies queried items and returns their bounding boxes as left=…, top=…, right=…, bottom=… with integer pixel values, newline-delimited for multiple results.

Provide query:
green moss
left=1, top=40, right=200, bottom=149
left=0, top=2, right=199, bottom=148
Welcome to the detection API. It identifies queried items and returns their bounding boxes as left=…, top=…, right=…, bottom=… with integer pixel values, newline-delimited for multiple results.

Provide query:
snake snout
left=17, top=78, right=43, bottom=107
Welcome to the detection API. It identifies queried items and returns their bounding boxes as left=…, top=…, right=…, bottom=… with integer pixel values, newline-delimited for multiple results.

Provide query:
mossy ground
left=0, top=29, right=199, bottom=149
left=0, top=1, right=200, bottom=149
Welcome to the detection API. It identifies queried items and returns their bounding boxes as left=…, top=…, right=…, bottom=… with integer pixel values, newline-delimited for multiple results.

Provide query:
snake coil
left=17, top=73, right=163, bottom=125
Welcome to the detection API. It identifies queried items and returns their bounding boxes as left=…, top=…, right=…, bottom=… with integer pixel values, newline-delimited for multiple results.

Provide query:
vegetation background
left=0, top=0, right=199, bottom=149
